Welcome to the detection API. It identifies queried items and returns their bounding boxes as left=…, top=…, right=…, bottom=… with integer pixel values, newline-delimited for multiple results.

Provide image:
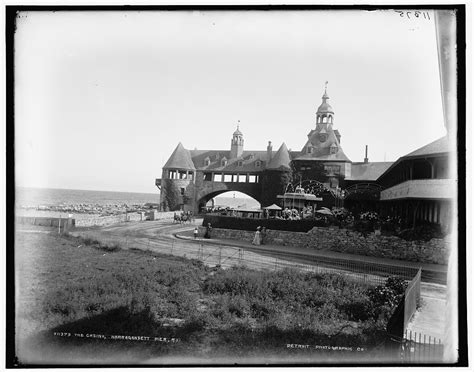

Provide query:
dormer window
left=330, top=144, right=338, bottom=154
left=255, top=160, right=261, bottom=167
left=204, top=157, right=210, bottom=166
left=221, top=158, right=228, bottom=167
left=319, top=133, right=327, bottom=143
left=238, top=160, right=243, bottom=167
left=249, top=154, right=254, bottom=159
left=307, top=146, right=313, bottom=154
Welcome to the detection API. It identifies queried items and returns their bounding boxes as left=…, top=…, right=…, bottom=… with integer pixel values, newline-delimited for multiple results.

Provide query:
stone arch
left=197, top=189, right=262, bottom=213
left=195, top=182, right=262, bottom=213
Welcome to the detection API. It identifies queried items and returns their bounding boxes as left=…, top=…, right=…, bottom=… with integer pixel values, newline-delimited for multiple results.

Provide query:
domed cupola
left=233, top=126, right=243, bottom=136
left=316, top=82, right=334, bottom=125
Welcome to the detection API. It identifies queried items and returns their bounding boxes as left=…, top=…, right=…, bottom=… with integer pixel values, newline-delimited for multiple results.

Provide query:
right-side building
left=376, top=135, right=455, bottom=231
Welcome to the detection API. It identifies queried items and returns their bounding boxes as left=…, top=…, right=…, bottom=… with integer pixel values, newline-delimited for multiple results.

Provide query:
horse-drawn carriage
left=173, top=211, right=195, bottom=224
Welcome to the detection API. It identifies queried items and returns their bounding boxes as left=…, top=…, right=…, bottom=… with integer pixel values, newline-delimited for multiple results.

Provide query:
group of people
left=194, top=223, right=213, bottom=239
left=252, top=226, right=266, bottom=246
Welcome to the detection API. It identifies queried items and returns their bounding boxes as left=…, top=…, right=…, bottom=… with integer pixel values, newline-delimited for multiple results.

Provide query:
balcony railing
left=380, top=179, right=455, bottom=200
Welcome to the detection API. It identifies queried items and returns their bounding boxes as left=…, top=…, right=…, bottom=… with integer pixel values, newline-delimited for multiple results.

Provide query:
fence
left=17, top=216, right=75, bottom=231
left=386, top=329, right=444, bottom=363
left=71, top=231, right=444, bottom=362
left=73, top=232, right=420, bottom=287
left=387, top=268, right=422, bottom=338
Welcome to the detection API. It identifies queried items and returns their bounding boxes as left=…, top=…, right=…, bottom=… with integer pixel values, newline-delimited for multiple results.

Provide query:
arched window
left=323, top=116, right=327, bottom=123
left=221, top=158, right=227, bottom=167
left=204, top=157, right=210, bottom=166
left=307, top=146, right=312, bottom=154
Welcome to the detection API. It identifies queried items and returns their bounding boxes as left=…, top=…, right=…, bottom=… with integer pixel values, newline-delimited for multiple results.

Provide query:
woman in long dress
left=252, top=227, right=261, bottom=245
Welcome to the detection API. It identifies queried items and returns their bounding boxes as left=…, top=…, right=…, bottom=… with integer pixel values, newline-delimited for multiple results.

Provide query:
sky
left=14, top=9, right=447, bottom=194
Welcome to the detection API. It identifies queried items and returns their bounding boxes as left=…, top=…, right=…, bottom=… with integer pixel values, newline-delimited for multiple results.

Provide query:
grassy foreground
left=15, top=231, right=395, bottom=365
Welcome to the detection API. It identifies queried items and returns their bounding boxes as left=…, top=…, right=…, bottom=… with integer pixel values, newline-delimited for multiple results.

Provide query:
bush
left=202, top=215, right=329, bottom=233
left=385, top=276, right=408, bottom=296
left=397, top=223, right=444, bottom=241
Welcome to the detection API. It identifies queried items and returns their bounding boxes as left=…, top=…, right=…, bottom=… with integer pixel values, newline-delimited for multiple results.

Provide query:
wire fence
left=74, top=232, right=419, bottom=287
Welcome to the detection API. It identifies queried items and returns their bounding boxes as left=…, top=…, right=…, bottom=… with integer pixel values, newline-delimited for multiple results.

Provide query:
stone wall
left=17, top=216, right=75, bottom=229
left=75, top=211, right=175, bottom=227
left=199, top=226, right=449, bottom=265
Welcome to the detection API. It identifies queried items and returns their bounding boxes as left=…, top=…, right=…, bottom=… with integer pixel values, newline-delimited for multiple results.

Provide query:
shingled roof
left=163, top=143, right=196, bottom=170
left=377, top=136, right=453, bottom=181
left=189, top=150, right=269, bottom=172
left=347, top=162, right=393, bottom=181
left=403, top=136, right=451, bottom=159
left=267, top=143, right=291, bottom=170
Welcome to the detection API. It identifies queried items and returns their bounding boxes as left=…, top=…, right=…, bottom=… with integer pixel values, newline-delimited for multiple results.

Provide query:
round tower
left=160, top=142, right=196, bottom=211
left=261, top=143, right=292, bottom=207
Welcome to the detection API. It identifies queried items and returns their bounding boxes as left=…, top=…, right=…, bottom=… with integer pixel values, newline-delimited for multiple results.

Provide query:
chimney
left=267, top=141, right=273, bottom=161
left=364, top=145, right=369, bottom=163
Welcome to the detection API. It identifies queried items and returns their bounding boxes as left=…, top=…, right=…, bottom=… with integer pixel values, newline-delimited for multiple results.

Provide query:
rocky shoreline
left=18, top=202, right=160, bottom=217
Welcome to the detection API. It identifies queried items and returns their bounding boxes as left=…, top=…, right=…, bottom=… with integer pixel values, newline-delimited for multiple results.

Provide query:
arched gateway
left=155, top=86, right=394, bottom=213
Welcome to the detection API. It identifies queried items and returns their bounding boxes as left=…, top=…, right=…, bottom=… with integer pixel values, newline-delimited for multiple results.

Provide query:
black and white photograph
left=6, top=4, right=468, bottom=367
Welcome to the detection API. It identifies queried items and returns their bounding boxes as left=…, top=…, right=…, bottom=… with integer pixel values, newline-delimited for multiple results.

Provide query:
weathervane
left=324, top=81, right=328, bottom=94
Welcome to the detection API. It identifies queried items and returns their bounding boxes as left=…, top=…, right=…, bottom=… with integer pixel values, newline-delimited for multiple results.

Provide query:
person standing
left=204, top=223, right=212, bottom=239
left=193, top=227, right=199, bottom=239
left=252, top=226, right=261, bottom=245
left=261, top=227, right=267, bottom=245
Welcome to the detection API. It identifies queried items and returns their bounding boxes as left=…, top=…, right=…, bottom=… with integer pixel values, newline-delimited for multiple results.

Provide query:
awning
left=263, top=204, right=282, bottom=210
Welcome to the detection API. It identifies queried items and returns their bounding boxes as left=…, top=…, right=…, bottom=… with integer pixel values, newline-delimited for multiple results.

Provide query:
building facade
left=156, top=87, right=455, bottom=231
left=156, top=87, right=393, bottom=214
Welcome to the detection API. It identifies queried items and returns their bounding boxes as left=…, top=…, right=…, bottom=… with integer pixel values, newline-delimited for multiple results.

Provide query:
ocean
left=212, top=196, right=261, bottom=210
left=15, top=187, right=259, bottom=210
left=15, top=187, right=160, bottom=208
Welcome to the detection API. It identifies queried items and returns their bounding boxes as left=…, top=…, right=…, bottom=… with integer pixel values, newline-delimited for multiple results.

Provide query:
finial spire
left=237, top=119, right=240, bottom=130
left=322, top=81, right=329, bottom=100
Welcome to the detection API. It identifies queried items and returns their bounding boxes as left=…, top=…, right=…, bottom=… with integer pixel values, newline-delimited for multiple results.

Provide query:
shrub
left=202, top=215, right=330, bottom=233
left=385, top=276, right=408, bottom=296
left=228, top=295, right=250, bottom=318
left=397, top=223, right=444, bottom=241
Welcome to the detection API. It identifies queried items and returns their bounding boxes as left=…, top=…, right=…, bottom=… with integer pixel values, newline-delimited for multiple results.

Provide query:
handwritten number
left=395, top=10, right=430, bottom=21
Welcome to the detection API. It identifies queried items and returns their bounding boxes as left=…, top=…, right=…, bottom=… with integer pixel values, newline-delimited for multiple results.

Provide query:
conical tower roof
left=163, top=142, right=196, bottom=170
left=267, top=143, right=291, bottom=170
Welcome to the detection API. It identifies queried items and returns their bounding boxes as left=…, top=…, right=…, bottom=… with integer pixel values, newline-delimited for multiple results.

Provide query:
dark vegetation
left=204, top=214, right=446, bottom=242
left=203, top=214, right=329, bottom=233
left=16, top=232, right=406, bottom=362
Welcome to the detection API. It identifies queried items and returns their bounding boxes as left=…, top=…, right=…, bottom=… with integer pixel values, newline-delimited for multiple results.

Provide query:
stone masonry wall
left=75, top=211, right=175, bottom=227
left=199, top=226, right=449, bottom=265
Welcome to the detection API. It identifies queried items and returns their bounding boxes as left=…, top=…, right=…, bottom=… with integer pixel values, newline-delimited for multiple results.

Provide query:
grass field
left=14, top=230, right=399, bottom=365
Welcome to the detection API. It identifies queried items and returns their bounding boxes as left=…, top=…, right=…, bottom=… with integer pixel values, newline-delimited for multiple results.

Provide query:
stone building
left=156, top=86, right=393, bottom=213
left=156, top=86, right=455, bottom=231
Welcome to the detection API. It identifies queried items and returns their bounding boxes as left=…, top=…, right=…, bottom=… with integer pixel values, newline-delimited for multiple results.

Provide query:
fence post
left=171, top=241, right=174, bottom=255
left=218, top=247, right=222, bottom=266
left=275, top=257, right=278, bottom=270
